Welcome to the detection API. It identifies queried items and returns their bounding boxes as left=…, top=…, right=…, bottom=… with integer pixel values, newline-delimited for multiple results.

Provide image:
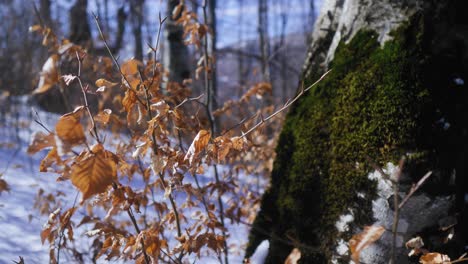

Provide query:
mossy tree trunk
left=247, top=0, right=468, bottom=263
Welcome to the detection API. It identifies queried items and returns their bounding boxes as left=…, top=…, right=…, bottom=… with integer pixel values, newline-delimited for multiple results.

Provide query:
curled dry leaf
left=151, top=155, right=168, bottom=175
left=41, top=207, right=61, bottom=244
left=231, top=136, right=245, bottom=151
left=94, top=109, right=112, bottom=125
left=419, top=252, right=451, bottom=264
left=39, top=147, right=61, bottom=172
left=55, top=106, right=86, bottom=150
left=349, top=225, right=385, bottom=263
left=406, top=236, right=424, bottom=249
left=71, top=144, right=118, bottom=202
left=34, top=54, right=60, bottom=94
left=151, top=100, right=170, bottom=118
left=284, top=248, right=301, bottom=264
left=214, top=136, right=232, bottom=162
left=27, top=131, right=56, bottom=154
left=95, top=78, right=118, bottom=90
left=184, top=130, right=211, bottom=165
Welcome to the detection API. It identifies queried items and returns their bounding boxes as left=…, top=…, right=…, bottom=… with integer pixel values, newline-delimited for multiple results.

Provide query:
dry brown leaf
left=95, top=78, right=118, bottom=90
left=184, top=130, right=211, bottom=165
left=40, top=147, right=61, bottom=172
left=34, top=54, right=60, bottom=94
left=151, top=156, right=168, bottom=175
left=406, top=236, right=424, bottom=249
left=41, top=207, right=60, bottom=244
left=284, top=248, right=301, bottom=264
left=122, top=89, right=137, bottom=113
left=55, top=106, right=86, bottom=148
left=94, top=109, right=112, bottom=125
left=419, top=252, right=451, bottom=264
left=231, top=136, right=244, bottom=151
left=151, top=100, right=170, bottom=118
left=71, top=144, right=117, bottom=202
left=27, top=132, right=56, bottom=154
left=121, top=59, right=140, bottom=76
left=0, top=179, right=10, bottom=195
left=349, top=225, right=385, bottom=263
left=214, top=136, right=232, bottom=162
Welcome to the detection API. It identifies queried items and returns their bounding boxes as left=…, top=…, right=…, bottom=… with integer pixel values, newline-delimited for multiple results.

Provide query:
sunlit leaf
left=419, top=252, right=451, bottom=264
left=184, top=130, right=211, bottom=165
left=95, top=78, right=118, bottom=90
left=39, top=147, right=61, bottom=172
left=94, top=109, right=112, bottom=125
left=55, top=106, right=86, bottom=153
left=349, top=225, right=385, bottom=263
left=231, top=136, right=245, bottom=151
left=27, top=132, right=56, bottom=154
left=34, top=55, right=60, bottom=94
left=406, top=236, right=424, bottom=249
left=284, top=248, right=301, bottom=264
left=121, top=59, right=140, bottom=76
left=71, top=144, right=118, bottom=202
left=41, top=207, right=60, bottom=244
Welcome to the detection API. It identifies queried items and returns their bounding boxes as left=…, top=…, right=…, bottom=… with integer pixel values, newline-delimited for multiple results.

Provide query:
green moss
left=247, top=17, right=423, bottom=264
left=248, top=5, right=468, bottom=263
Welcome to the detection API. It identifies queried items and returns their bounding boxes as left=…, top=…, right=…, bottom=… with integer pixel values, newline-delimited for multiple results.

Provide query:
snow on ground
left=0, top=97, right=264, bottom=264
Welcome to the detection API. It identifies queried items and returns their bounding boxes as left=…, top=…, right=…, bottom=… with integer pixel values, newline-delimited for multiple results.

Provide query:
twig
left=451, top=257, right=468, bottom=264
left=138, top=70, right=183, bottom=240
left=390, top=157, right=405, bottom=264
left=56, top=191, right=80, bottom=264
left=111, top=182, right=151, bottom=264
left=92, top=13, right=146, bottom=108
left=75, top=52, right=101, bottom=144
left=240, top=69, right=331, bottom=138
left=365, top=155, right=393, bottom=182
left=398, top=171, right=433, bottom=209
left=174, top=94, right=205, bottom=109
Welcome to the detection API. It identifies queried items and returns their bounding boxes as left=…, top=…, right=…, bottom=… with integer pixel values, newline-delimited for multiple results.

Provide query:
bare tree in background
left=237, top=0, right=246, bottom=98
left=258, top=0, right=271, bottom=84
left=208, top=0, right=218, bottom=115
left=113, top=5, right=127, bottom=55
left=69, top=0, right=92, bottom=48
left=39, top=0, right=52, bottom=27
left=130, top=0, right=144, bottom=60
left=164, top=0, right=190, bottom=83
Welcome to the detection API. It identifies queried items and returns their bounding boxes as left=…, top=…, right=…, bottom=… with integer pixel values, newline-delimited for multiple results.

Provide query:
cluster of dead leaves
left=26, top=3, right=282, bottom=263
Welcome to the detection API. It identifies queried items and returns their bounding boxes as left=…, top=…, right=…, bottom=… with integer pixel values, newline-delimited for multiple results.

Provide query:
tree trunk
left=247, top=0, right=468, bottom=263
left=69, top=0, right=92, bottom=49
left=130, top=0, right=144, bottom=61
left=39, top=0, right=52, bottom=27
left=163, top=0, right=190, bottom=83
left=258, top=0, right=271, bottom=83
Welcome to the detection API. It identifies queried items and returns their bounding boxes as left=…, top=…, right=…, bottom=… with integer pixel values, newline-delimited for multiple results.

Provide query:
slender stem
left=56, top=191, right=79, bottom=264
left=75, top=52, right=101, bottom=144
left=390, top=158, right=405, bottom=264
left=92, top=13, right=147, bottom=108
left=140, top=73, right=183, bottom=239
left=240, top=70, right=331, bottom=138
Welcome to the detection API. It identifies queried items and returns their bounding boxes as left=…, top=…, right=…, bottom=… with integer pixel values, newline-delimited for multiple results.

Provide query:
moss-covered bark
left=247, top=1, right=468, bottom=262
